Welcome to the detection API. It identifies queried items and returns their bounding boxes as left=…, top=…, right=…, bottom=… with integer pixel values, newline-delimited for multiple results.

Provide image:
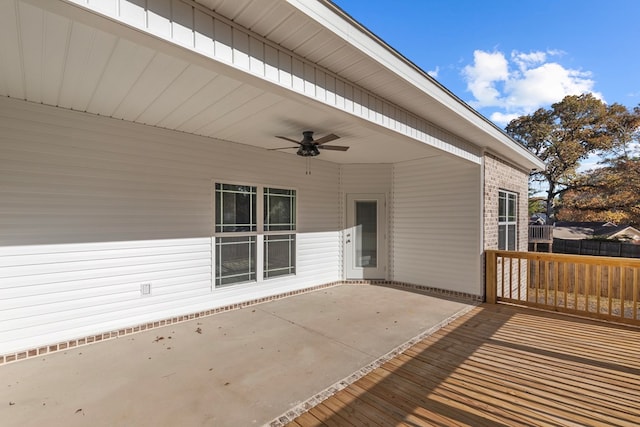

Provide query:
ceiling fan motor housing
left=296, top=130, right=320, bottom=156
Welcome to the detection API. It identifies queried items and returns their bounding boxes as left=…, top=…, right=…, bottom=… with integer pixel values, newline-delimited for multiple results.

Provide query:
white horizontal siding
left=0, top=97, right=341, bottom=354
left=340, top=164, right=392, bottom=196
left=391, top=156, right=482, bottom=295
left=63, top=0, right=480, bottom=163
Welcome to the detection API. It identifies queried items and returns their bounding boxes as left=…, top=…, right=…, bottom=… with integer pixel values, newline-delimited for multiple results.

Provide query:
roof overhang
left=0, top=0, right=544, bottom=170
left=287, top=0, right=544, bottom=171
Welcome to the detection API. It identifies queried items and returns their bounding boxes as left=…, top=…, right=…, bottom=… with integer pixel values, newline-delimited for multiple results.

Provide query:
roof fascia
left=287, top=0, right=545, bottom=171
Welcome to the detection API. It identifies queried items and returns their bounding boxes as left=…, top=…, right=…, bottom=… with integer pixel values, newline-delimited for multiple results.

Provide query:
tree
left=559, top=160, right=640, bottom=226
left=506, top=94, right=614, bottom=223
left=601, top=104, right=640, bottom=164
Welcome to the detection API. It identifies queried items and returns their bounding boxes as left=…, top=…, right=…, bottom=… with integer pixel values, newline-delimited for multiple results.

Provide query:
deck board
left=287, top=303, right=640, bottom=426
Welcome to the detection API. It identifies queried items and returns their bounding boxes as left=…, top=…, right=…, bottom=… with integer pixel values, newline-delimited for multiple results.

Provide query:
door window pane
left=355, top=201, right=377, bottom=267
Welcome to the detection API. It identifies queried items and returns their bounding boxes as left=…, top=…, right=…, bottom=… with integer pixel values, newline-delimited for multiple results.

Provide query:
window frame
left=498, top=189, right=518, bottom=251
left=213, top=181, right=297, bottom=288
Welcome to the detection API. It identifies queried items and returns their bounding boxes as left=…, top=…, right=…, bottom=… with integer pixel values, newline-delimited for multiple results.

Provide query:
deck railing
left=528, top=225, right=553, bottom=243
left=486, top=250, right=640, bottom=325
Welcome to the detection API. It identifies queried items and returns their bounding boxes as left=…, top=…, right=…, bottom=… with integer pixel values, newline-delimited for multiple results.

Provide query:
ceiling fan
left=272, top=131, right=349, bottom=157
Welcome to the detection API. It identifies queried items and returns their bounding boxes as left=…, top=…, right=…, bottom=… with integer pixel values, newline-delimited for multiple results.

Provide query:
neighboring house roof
left=554, top=222, right=640, bottom=240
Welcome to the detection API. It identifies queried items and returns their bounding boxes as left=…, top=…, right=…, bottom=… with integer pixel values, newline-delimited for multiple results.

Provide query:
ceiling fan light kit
left=273, top=130, right=349, bottom=157
left=297, top=144, right=320, bottom=157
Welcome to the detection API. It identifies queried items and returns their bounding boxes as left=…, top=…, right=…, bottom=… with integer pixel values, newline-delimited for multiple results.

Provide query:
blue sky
left=332, top=1, right=640, bottom=128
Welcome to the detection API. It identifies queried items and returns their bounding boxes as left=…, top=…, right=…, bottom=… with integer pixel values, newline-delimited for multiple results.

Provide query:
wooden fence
left=486, top=250, right=640, bottom=325
left=553, top=238, right=640, bottom=258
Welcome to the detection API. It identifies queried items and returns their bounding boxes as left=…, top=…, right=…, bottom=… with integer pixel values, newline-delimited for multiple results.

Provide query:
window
left=498, top=190, right=517, bottom=250
left=215, top=236, right=256, bottom=286
left=264, top=188, right=296, bottom=279
left=215, top=184, right=256, bottom=233
left=264, top=234, right=295, bottom=278
left=214, top=183, right=296, bottom=287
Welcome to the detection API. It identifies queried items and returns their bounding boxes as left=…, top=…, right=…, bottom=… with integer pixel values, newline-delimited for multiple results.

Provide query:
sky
left=332, top=0, right=640, bottom=129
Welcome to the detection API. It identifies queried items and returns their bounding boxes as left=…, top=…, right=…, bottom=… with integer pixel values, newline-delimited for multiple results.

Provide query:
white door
left=345, top=194, right=386, bottom=279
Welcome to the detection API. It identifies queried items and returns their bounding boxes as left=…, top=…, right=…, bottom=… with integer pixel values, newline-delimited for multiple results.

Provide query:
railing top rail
left=486, top=249, right=640, bottom=267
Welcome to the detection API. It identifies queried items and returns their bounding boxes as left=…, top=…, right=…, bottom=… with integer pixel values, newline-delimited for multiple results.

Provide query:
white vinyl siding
left=0, top=97, right=340, bottom=354
left=391, top=156, right=482, bottom=296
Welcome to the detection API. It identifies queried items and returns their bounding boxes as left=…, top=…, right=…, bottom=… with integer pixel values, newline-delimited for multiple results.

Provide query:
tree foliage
left=602, top=104, right=640, bottom=164
left=506, top=94, right=627, bottom=223
left=559, top=160, right=640, bottom=226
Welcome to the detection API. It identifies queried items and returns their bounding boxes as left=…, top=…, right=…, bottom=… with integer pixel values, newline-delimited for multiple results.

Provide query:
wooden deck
left=287, top=304, right=640, bottom=426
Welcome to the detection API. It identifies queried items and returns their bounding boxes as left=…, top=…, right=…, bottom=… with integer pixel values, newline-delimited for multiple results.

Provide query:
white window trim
left=212, top=180, right=297, bottom=288
left=498, top=189, right=518, bottom=251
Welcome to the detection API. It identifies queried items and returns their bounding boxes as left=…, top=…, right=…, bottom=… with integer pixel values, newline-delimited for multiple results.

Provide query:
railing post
left=486, top=250, right=497, bottom=304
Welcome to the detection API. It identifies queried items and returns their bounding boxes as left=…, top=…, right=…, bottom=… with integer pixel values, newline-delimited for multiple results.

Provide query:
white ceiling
left=0, top=0, right=545, bottom=170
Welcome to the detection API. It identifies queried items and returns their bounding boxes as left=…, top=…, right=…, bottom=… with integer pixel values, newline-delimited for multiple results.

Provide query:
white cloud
left=462, top=51, right=509, bottom=107
left=511, top=50, right=549, bottom=71
left=489, top=111, right=520, bottom=125
left=427, top=66, right=439, bottom=78
left=462, top=49, right=603, bottom=126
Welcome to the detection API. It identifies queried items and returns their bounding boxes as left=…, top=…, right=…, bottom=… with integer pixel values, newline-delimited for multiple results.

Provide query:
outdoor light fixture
left=297, top=144, right=320, bottom=157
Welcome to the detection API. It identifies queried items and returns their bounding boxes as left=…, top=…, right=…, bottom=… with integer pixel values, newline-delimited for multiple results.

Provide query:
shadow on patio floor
left=288, top=304, right=640, bottom=426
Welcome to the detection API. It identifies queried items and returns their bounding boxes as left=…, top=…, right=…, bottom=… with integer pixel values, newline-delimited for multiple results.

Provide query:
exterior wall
left=483, top=153, right=529, bottom=251
left=484, top=153, right=530, bottom=300
left=391, top=156, right=482, bottom=296
left=0, top=97, right=341, bottom=354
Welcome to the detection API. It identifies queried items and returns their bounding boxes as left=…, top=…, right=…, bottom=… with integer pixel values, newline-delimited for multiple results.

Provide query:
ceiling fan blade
left=275, top=136, right=302, bottom=144
left=314, top=133, right=340, bottom=145
left=268, top=146, right=298, bottom=150
left=318, top=145, right=349, bottom=151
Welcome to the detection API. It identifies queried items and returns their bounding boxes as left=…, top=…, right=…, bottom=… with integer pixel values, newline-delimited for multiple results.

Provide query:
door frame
left=344, top=193, right=387, bottom=280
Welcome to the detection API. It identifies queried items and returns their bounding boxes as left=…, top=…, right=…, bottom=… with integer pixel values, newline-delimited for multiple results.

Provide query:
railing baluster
left=564, top=262, right=569, bottom=309
left=544, top=260, right=549, bottom=305
left=634, top=268, right=638, bottom=321
left=553, top=261, right=560, bottom=306
left=517, top=257, right=522, bottom=302
left=501, top=255, right=505, bottom=300
left=509, top=256, right=513, bottom=299
left=526, top=258, right=531, bottom=303
left=575, top=264, right=580, bottom=312
left=532, top=259, right=537, bottom=304
left=621, top=267, right=626, bottom=319
left=585, top=264, right=590, bottom=313
left=596, top=264, right=602, bottom=315
left=608, top=267, right=614, bottom=316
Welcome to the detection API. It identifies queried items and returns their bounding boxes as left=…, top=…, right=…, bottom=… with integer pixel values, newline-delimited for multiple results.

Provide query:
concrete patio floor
left=1, top=284, right=475, bottom=427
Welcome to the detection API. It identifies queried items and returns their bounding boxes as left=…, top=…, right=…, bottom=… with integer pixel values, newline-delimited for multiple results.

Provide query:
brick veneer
left=483, top=153, right=529, bottom=251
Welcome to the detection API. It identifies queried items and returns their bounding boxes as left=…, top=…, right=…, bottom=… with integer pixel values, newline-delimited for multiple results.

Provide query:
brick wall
left=484, top=153, right=529, bottom=251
